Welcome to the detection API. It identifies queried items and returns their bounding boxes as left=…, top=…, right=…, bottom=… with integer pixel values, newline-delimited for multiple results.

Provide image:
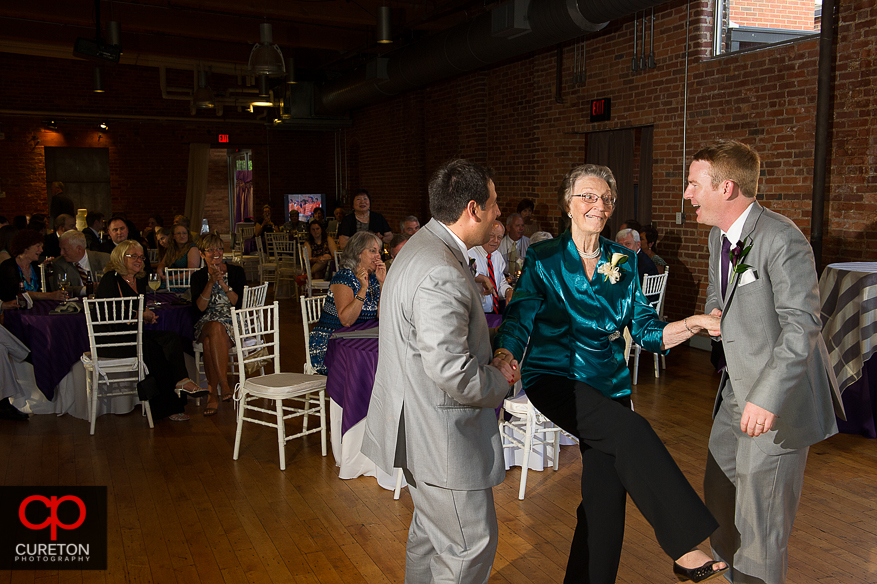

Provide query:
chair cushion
left=243, top=372, right=326, bottom=397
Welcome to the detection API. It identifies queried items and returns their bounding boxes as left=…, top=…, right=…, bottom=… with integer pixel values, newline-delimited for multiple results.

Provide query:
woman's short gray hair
left=557, top=164, right=619, bottom=215
left=340, top=231, right=381, bottom=272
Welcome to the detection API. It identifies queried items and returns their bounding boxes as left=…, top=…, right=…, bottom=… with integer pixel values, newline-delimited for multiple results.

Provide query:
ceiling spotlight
left=377, top=6, right=392, bottom=44
left=47, top=120, right=58, bottom=130
left=93, top=67, right=104, bottom=93
left=248, top=23, right=285, bottom=76
left=193, top=70, right=215, bottom=109
left=99, top=122, right=109, bottom=130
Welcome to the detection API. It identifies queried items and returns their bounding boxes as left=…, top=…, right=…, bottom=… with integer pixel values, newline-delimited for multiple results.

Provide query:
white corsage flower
left=597, top=252, right=628, bottom=284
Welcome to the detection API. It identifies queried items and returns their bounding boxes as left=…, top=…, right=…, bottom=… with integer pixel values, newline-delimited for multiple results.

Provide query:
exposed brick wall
left=2, top=0, right=873, bottom=322
left=730, top=0, right=817, bottom=31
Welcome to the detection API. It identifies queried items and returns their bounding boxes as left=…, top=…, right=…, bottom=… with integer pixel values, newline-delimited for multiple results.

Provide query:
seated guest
left=337, top=189, right=393, bottom=247
left=82, top=212, right=104, bottom=251
left=333, top=206, right=346, bottom=224
left=384, top=232, right=409, bottom=270
left=172, top=214, right=200, bottom=243
left=311, top=207, right=329, bottom=231
left=43, top=214, right=75, bottom=260
left=618, top=218, right=643, bottom=232
left=283, top=209, right=307, bottom=236
left=157, top=223, right=201, bottom=279
left=308, top=231, right=386, bottom=374
left=50, top=230, right=110, bottom=297
left=27, top=213, right=47, bottom=234
left=96, top=240, right=204, bottom=422
left=498, top=212, right=530, bottom=275
left=400, top=215, right=420, bottom=236
left=254, top=204, right=275, bottom=238
left=100, top=217, right=130, bottom=254
left=529, top=231, right=553, bottom=244
left=304, top=220, right=337, bottom=280
left=155, top=226, right=171, bottom=262
left=190, top=234, right=246, bottom=416
left=0, top=225, right=19, bottom=264
left=468, top=220, right=512, bottom=314
left=640, top=224, right=667, bottom=274
left=616, top=228, right=659, bottom=280
left=0, top=230, right=67, bottom=304
left=143, top=214, right=164, bottom=249
left=517, top=198, right=542, bottom=238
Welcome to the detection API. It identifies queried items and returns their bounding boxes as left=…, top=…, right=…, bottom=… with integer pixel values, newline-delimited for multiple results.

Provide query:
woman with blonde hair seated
left=189, top=233, right=246, bottom=416
left=95, top=240, right=206, bottom=422
left=157, top=223, right=200, bottom=279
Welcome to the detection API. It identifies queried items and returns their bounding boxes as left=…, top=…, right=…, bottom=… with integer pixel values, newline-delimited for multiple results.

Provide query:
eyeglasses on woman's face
left=124, top=254, right=146, bottom=262
left=571, top=193, right=616, bottom=207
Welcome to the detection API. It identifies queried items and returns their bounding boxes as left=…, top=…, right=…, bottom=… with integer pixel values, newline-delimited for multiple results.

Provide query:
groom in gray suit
left=362, top=159, right=517, bottom=584
left=685, top=141, right=844, bottom=583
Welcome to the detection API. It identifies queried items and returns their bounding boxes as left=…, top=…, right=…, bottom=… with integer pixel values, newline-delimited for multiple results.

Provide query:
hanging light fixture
left=286, top=57, right=296, bottom=84
left=93, top=67, right=104, bottom=93
left=193, top=70, right=215, bottom=109
left=248, top=23, right=285, bottom=76
left=377, top=6, right=392, bottom=44
left=251, top=74, right=274, bottom=106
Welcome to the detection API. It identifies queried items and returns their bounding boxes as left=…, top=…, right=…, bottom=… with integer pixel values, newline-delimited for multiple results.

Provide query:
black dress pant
left=141, top=330, right=187, bottom=419
left=527, top=375, right=718, bottom=584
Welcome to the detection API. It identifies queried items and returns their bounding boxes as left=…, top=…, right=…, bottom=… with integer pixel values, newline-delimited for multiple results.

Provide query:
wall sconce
left=47, top=120, right=58, bottom=130
left=99, top=122, right=109, bottom=130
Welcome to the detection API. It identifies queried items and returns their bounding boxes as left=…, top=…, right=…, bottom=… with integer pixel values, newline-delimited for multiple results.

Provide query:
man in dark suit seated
left=82, top=212, right=104, bottom=251
left=51, top=230, right=111, bottom=297
left=616, top=228, right=658, bottom=281
left=42, top=214, right=76, bottom=260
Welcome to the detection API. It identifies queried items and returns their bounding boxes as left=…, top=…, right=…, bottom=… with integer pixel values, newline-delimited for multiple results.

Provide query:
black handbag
left=136, top=375, right=159, bottom=401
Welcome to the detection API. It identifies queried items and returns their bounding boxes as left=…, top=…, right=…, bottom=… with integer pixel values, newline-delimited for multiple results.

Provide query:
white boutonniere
left=597, top=252, right=628, bottom=284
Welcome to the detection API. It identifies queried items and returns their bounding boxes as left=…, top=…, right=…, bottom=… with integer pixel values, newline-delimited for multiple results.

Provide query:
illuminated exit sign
left=218, top=134, right=229, bottom=143
left=589, top=98, right=611, bottom=123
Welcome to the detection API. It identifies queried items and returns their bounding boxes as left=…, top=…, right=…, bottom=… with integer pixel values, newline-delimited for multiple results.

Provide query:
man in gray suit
left=362, top=160, right=517, bottom=584
left=50, top=230, right=110, bottom=297
left=685, top=141, right=844, bottom=583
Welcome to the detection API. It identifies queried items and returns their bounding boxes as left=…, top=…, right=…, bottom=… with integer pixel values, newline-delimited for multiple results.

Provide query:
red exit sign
left=589, top=98, right=611, bottom=123
left=218, top=134, right=229, bottom=143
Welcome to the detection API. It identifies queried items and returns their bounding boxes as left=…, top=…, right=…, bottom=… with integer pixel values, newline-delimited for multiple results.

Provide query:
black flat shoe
left=673, top=560, right=728, bottom=582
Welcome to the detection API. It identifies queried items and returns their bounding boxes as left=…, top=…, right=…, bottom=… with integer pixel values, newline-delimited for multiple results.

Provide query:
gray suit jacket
left=705, top=201, right=844, bottom=454
left=50, top=251, right=110, bottom=296
left=361, top=219, right=509, bottom=490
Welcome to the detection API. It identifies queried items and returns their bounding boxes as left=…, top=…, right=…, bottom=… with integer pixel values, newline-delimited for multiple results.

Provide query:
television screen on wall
left=284, top=194, right=324, bottom=223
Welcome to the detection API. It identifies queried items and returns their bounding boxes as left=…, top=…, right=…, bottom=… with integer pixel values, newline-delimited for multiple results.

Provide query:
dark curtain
left=639, top=126, right=654, bottom=228
left=586, top=129, right=634, bottom=238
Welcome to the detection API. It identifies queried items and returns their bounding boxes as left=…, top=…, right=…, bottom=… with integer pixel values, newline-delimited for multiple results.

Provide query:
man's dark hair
left=620, top=218, right=643, bottom=232
left=149, top=214, right=164, bottom=227
left=12, top=216, right=28, bottom=230
left=428, top=159, right=494, bottom=225
left=85, top=212, right=104, bottom=227
left=516, top=198, right=535, bottom=213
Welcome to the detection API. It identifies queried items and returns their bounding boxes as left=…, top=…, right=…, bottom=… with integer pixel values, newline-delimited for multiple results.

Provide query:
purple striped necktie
left=721, top=235, right=731, bottom=298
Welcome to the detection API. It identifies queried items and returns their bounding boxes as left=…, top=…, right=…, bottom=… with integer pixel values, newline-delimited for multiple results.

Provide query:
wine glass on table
left=148, top=273, right=161, bottom=308
left=57, top=272, right=69, bottom=306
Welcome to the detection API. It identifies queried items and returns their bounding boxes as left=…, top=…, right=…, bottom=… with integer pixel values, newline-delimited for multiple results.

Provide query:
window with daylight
left=713, top=0, right=822, bottom=56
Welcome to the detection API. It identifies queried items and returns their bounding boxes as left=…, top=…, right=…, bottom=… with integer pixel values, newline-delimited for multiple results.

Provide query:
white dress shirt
left=467, top=246, right=512, bottom=313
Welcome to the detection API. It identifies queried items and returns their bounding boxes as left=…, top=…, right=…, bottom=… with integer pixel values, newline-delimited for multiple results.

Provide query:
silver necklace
left=576, top=246, right=601, bottom=260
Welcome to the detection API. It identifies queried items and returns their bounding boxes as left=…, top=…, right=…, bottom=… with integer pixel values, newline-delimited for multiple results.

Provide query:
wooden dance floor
left=2, top=297, right=875, bottom=583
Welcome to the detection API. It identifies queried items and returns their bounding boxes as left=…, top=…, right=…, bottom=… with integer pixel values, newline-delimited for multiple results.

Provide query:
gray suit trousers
left=405, top=480, right=498, bottom=584
left=705, top=382, right=808, bottom=584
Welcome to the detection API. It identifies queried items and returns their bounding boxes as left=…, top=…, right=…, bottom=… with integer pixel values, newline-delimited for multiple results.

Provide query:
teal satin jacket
left=495, top=231, right=667, bottom=399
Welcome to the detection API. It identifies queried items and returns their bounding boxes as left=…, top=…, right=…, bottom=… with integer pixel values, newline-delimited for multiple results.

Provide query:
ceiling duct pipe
left=318, top=0, right=667, bottom=114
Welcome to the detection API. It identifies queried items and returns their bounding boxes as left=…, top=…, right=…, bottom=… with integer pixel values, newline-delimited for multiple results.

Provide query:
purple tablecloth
left=324, top=313, right=504, bottom=436
left=836, top=356, right=877, bottom=438
left=4, top=293, right=194, bottom=400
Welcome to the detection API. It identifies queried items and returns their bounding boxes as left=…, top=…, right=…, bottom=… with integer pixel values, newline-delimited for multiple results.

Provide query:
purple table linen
left=836, top=356, right=877, bottom=438
left=4, top=293, right=195, bottom=400
left=324, top=313, right=504, bottom=437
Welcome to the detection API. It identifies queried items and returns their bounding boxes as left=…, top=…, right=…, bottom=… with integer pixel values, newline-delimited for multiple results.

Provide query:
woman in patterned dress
left=308, top=231, right=386, bottom=374
left=304, top=220, right=337, bottom=280
left=190, top=233, right=246, bottom=415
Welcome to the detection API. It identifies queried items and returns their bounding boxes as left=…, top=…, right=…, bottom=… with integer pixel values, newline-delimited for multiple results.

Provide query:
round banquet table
left=819, top=262, right=877, bottom=438
left=5, top=293, right=196, bottom=420
left=323, top=313, right=561, bottom=490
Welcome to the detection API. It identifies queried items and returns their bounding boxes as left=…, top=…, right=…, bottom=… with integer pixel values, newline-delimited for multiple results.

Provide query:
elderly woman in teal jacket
left=494, top=164, right=727, bottom=584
